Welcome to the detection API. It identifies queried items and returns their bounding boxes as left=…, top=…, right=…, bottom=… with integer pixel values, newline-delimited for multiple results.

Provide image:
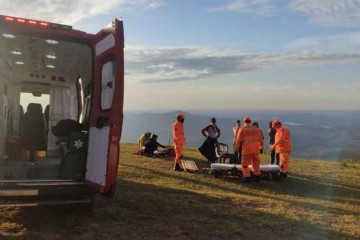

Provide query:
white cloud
left=288, top=0, right=360, bottom=27
left=210, top=0, right=360, bottom=27
left=125, top=46, right=360, bottom=83
left=125, top=76, right=360, bottom=110
left=287, top=32, right=360, bottom=51
left=209, top=0, right=277, bottom=16
left=0, top=0, right=165, bottom=24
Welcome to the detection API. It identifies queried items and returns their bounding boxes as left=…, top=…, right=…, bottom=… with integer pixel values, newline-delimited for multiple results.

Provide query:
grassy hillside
left=1, top=143, right=359, bottom=240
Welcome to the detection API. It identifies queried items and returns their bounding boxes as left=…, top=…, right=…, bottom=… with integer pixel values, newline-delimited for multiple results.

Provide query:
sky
left=1, top=0, right=360, bottom=111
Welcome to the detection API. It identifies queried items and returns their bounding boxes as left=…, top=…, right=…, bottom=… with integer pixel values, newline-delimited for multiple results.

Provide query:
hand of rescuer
left=269, top=145, right=275, bottom=152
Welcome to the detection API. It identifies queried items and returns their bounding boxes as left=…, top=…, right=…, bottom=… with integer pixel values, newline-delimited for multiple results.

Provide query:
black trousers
left=270, top=150, right=280, bottom=165
left=199, top=138, right=218, bottom=163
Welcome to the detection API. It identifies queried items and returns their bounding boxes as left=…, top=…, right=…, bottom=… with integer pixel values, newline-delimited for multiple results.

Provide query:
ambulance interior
left=0, top=27, right=92, bottom=180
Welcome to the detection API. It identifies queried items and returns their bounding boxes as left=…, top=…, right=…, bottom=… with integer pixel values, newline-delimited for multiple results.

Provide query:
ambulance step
left=0, top=184, right=94, bottom=208
left=0, top=199, right=92, bottom=208
left=0, top=179, right=83, bottom=188
left=0, top=189, right=38, bottom=196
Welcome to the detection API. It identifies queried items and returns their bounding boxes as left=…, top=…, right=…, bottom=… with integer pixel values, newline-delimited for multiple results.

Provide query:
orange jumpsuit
left=273, top=126, right=291, bottom=173
left=234, top=124, right=264, bottom=177
left=172, top=120, right=186, bottom=164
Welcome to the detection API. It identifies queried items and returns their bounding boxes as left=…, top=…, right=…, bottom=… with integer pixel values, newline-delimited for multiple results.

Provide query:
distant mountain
left=121, top=110, right=360, bottom=161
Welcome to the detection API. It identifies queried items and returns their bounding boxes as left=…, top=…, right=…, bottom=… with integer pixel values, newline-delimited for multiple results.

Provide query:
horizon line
left=124, top=109, right=360, bottom=112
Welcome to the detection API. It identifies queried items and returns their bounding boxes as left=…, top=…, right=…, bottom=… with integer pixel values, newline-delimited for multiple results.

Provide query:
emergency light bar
left=1, top=15, right=72, bottom=31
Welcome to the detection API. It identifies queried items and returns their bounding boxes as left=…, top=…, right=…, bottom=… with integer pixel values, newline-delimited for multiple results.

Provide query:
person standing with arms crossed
left=172, top=113, right=186, bottom=171
left=234, top=116, right=264, bottom=183
left=268, top=121, right=279, bottom=165
left=270, top=120, right=292, bottom=179
left=233, top=120, right=241, bottom=146
left=199, top=117, right=221, bottom=165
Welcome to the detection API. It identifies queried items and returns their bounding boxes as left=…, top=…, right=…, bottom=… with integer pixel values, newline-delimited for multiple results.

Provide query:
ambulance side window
left=101, top=60, right=116, bottom=110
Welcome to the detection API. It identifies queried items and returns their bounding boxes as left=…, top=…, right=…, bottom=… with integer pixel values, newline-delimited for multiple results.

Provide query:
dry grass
left=1, top=143, right=359, bottom=240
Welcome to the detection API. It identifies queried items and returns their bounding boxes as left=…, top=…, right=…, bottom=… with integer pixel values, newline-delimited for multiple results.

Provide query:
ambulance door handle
left=96, top=116, right=108, bottom=129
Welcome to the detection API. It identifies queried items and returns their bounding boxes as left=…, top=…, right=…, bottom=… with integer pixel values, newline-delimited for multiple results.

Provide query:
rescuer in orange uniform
left=234, top=116, right=264, bottom=183
left=270, top=120, right=292, bottom=179
left=172, top=113, right=186, bottom=171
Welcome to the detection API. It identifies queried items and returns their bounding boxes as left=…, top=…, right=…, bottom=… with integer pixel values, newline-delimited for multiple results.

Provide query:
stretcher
left=210, top=163, right=280, bottom=179
left=181, top=160, right=199, bottom=172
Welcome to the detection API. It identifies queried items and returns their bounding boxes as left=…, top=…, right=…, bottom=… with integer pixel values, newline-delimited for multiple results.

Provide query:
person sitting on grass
left=144, top=134, right=167, bottom=156
left=138, top=132, right=152, bottom=148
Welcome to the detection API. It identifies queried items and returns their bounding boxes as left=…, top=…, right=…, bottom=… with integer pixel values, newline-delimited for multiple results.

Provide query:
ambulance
left=0, top=15, right=124, bottom=207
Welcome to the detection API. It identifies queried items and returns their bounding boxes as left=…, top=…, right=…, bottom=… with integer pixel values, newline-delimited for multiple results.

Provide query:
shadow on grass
left=256, top=173, right=360, bottom=202
left=290, top=173, right=360, bottom=192
left=112, top=180, right=356, bottom=240
left=247, top=179, right=360, bottom=216
left=121, top=162, right=359, bottom=220
left=217, top=172, right=360, bottom=216
left=1, top=179, right=355, bottom=240
left=122, top=161, right=360, bottom=201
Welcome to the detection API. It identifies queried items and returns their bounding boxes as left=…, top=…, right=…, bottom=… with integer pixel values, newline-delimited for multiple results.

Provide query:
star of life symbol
left=74, top=139, right=84, bottom=149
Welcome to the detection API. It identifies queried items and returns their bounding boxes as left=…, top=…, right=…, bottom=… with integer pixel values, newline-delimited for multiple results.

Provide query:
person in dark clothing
left=233, top=120, right=242, bottom=163
left=144, top=134, right=166, bottom=155
left=268, top=120, right=280, bottom=165
left=138, top=132, right=152, bottom=148
left=252, top=122, right=264, bottom=154
left=198, top=118, right=221, bottom=164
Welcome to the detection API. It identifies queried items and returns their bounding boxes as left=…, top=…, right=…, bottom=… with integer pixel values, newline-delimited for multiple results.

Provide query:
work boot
left=241, top=177, right=252, bottom=183
left=208, top=160, right=215, bottom=167
left=279, top=172, right=287, bottom=179
left=252, top=175, right=260, bottom=183
left=173, top=163, right=182, bottom=171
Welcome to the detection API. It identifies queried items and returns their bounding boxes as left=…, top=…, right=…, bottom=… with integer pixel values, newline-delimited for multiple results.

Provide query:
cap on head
left=243, top=116, right=251, bottom=122
left=177, top=113, right=185, bottom=119
left=272, top=119, right=280, bottom=128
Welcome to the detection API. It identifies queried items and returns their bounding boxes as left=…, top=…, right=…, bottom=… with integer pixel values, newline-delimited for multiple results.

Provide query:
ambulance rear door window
left=100, top=60, right=116, bottom=110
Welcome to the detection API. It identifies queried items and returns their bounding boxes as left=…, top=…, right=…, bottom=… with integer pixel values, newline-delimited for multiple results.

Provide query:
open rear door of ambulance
left=85, top=19, right=124, bottom=195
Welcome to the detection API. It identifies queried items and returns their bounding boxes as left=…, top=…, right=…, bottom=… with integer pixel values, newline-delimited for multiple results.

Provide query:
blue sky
left=1, top=0, right=360, bottom=111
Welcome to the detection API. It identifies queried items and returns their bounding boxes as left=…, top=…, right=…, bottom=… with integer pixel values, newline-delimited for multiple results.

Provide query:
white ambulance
left=0, top=15, right=124, bottom=207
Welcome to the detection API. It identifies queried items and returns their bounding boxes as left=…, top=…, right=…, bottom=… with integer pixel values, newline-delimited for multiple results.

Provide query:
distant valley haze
left=121, top=109, right=360, bottom=162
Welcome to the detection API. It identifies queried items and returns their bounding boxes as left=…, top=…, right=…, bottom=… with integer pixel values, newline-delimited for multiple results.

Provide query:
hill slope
left=0, top=143, right=359, bottom=239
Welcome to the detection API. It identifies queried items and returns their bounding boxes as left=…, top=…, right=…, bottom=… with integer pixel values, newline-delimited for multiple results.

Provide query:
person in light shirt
left=198, top=118, right=221, bottom=165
